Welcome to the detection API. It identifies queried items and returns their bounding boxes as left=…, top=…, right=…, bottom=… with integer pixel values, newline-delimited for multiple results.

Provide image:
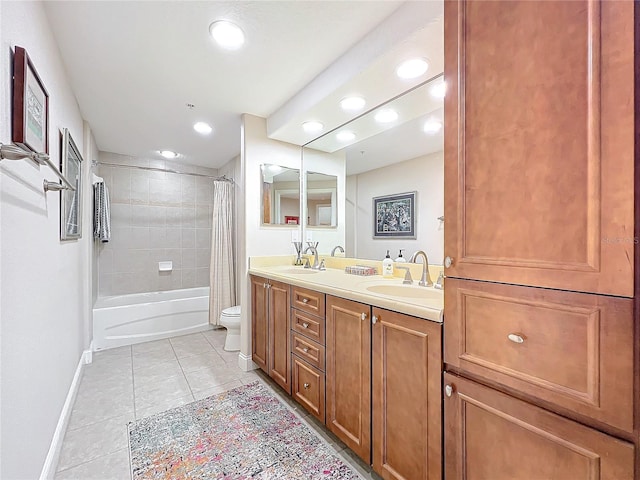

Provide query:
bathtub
left=93, top=287, right=212, bottom=351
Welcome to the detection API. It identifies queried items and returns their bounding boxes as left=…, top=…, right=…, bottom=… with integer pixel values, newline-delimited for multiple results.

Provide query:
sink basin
left=278, top=268, right=320, bottom=275
left=365, top=284, right=442, bottom=300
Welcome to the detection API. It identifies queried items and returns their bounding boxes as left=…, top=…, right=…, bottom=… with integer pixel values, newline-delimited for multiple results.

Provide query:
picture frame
left=373, top=191, right=416, bottom=238
left=60, top=129, right=83, bottom=240
left=12, top=46, right=49, bottom=154
left=284, top=216, right=299, bottom=225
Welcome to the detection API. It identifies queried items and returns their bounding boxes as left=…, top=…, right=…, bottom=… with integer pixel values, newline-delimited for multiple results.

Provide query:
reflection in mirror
left=260, top=164, right=300, bottom=226
left=306, top=172, right=337, bottom=227
left=303, top=76, right=444, bottom=263
left=61, top=128, right=83, bottom=240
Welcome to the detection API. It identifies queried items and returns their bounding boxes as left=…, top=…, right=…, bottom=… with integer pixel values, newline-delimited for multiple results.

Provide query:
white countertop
left=248, top=263, right=443, bottom=323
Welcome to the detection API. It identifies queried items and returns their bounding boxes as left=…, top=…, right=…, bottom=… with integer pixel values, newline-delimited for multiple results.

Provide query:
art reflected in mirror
left=306, top=171, right=337, bottom=228
left=373, top=191, right=416, bottom=238
left=60, top=128, right=83, bottom=240
left=261, top=164, right=300, bottom=226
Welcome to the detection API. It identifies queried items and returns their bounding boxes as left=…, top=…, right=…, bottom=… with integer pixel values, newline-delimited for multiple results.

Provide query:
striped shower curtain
left=209, top=180, right=236, bottom=325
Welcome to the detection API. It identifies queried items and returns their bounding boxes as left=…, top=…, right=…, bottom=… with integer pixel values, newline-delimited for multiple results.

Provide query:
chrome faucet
left=409, top=250, right=433, bottom=287
left=434, top=271, right=444, bottom=290
left=304, top=243, right=322, bottom=270
left=331, top=245, right=344, bottom=257
left=396, top=266, right=414, bottom=285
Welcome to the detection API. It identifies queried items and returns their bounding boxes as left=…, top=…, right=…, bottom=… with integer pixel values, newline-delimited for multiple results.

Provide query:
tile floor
left=54, top=328, right=381, bottom=480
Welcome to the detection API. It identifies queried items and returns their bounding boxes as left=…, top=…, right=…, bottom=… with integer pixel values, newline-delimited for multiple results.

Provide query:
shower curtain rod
left=93, top=161, right=234, bottom=182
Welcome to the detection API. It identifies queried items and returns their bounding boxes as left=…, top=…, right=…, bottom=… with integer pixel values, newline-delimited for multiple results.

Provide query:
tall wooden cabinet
left=250, top=275, right=291, bottom=393
left=443, top=0, right=637, bottom=478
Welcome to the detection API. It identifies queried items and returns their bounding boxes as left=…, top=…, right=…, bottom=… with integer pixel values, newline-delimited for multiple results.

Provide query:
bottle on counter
left=395, top=249, right=406, bottom=263
left=382, top=250, right=394, bottom=278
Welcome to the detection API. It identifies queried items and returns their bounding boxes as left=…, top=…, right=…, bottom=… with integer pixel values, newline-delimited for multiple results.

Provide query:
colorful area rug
left=128, top=381, right=362, bottom=479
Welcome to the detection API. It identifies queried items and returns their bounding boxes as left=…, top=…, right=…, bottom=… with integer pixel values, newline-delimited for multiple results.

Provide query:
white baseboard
left=238, top=352, right=258, bottom=372
left=39, top=348, right=91, bottom=479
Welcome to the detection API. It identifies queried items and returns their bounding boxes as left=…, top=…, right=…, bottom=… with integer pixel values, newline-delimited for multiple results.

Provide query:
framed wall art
left=373, top=191, right=416, bottom=238
left=12, top=46, right=49, bottom=154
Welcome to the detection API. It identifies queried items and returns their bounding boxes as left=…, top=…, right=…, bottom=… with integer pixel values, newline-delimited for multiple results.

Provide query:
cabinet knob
left=508, top=333, right=525, bottom=344
left=444, top=256, right=454, bottom=268
left=303, top=383, right=310, bottom=389
left=263, top=283, right=267, bottom=288
left=302, top=322, right=309, bottom=329
left=302, top=298, right=309, bottom=304
left=372, top=315, right=378, bottom=324
left=445, top=384, right=454, bottom=398
left=361, top=312, right=368, bottom=321
left=302, top=347, right=309, bottom=353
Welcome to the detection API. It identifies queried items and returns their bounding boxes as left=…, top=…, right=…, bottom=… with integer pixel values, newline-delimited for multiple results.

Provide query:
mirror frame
left=60, top=128, right=83, bottom=241
left=260, top=163, right=301, bottom=227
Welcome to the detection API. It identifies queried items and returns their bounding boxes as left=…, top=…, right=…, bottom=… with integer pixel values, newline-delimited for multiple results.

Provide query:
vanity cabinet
left=444, top=373, right=635, bottom=480
left=250, top=275, right=291, bottom=394
left=443, top=0, right=635, bottom=298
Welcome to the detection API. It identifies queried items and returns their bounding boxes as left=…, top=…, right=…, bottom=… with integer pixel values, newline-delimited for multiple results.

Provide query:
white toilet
left=219, top=305, right=241, bottom=352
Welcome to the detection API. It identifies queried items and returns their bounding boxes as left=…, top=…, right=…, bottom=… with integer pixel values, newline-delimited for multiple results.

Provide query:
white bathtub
left=93, top=287, right=212, bottom=351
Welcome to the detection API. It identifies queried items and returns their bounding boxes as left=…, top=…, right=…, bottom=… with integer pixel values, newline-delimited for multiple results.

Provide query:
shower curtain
left=209, top=180, right=236, bottom=326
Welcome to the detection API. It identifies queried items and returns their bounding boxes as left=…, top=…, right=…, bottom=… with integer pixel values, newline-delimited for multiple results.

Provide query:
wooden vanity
left=250, top=270, right=443, bottom=480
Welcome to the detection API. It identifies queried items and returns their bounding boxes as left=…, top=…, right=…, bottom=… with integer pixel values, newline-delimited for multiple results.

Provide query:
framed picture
left=60, top=129, right=83, bottom=240
left=12, top=46, right=49, bottom=154
left=284, top=215, right=299, bottom=225
left=373, top=191, right=416, bottom=238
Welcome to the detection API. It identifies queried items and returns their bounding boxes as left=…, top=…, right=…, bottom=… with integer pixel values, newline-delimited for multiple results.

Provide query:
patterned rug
left=128, top=381, right=362, bottom=479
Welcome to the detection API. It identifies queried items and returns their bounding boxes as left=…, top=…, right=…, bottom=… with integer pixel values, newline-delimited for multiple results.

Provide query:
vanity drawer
left=291, top=332, right=325, bottom=371
left=444, top=278, right=634, bottom=433
left=291, top=308, right=326, bottom=345
left=292, top=355, right=325, bottom=423
left=291, top=285, right=325, bottom=318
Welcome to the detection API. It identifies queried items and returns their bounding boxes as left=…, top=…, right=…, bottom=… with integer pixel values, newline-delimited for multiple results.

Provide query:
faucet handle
left=319, top=259, right=326, bottom=271
left=304, top=258, right=311, bottom=269
left=396, top=266, right=413, bottom=285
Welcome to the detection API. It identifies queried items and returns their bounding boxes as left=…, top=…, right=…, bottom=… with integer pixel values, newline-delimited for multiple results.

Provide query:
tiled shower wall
left=97, top=152, right=217, bottom=296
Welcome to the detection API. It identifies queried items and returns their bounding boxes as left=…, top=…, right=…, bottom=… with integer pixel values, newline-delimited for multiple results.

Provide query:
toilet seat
left=221, top=305, right=241, bottom=317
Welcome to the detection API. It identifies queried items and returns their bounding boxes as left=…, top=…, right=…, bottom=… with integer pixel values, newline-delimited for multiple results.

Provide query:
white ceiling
left=44, top=1, right=404, bottom=168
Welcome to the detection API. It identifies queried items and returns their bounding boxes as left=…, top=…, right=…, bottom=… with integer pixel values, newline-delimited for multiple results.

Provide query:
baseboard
left=238, top=352, right=258, bottom=372
left=39, top=348, right=90, bottom=479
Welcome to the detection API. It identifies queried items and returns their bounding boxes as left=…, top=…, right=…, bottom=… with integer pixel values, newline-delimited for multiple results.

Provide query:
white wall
left=0, top=2, right=91, bottom=478
left=347, top=151, right=444, bottom=264
left=240, top=114, right=302, bottom=366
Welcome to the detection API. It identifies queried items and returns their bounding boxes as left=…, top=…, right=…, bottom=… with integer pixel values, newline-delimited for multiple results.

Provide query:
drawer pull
left=302, top=322, right=309, bottom=329
left=508, top=333, right=525, bottom=344
left=303, top=383, right=310, bottom=389
left=302, top=347, right=309, bottom=353
left=445, top=384, right=454, bottom=397
left=361, top=312, right=368, bottom=321
left=302, top=298, right=309, bottom=304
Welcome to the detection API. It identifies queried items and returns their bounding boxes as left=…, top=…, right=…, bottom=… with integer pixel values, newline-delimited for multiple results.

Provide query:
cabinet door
left=326, top=296, right=371, bottom=462
left=372, top=309, right=442, bottom=480
left=250, top=276, right=268, bottom=372
left=444, top=373, right=634, bottom=480
left=268, top=280, right=291, bottom=394
left=444, top=0, right=634, bottom=297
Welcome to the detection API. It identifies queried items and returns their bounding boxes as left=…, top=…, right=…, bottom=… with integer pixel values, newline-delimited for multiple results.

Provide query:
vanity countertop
left=248, top=261, right=443, bottom=323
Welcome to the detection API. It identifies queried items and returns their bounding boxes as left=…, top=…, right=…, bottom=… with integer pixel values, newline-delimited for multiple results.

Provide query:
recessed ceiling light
left=396, top=58, right=429, bottom=79
left=423, top=119, right=442, bottom=134
left=193, top=122, right=213, bottom=135
left=160, top=150, right=178, bottom=159
left=336, top=131, right=356, bottom=142
left=374, top=109, right=398, bottom=123
left=430, top=80, right=447, bottom=99
left=340, top=96, right=366, bottom=111
left=209, top=20, right=245, bottom=50
left=302, top=121, right=324, bottom=133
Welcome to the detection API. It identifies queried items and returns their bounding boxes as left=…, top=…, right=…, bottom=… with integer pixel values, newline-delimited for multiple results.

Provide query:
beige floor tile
left=135, top=393, right=194, bottom=421
left=169, top=333, right=215, bottom=358
left=68, top=378, right=135, bottom=431
left=132, top=348, right=177, bottom=371
left=133, top=358, right=184, bottom=386
left=57, top=415, right=130, bottom=472
left=55, top=448, right=131, bottom=480
left=212, top=346, right=240, bottom=364
left=184, top=365, right=241, bottom=394
left=134, top=373, right=192, bottom=410
left=202, top=328, right=227, bottom=347
left=132, top=339, right=173, bottom=356
left=192, top=380, right=243, bottom=401
left=177, top=350, right=225, bottom=373
left=93, top=345, right=132, bottom=359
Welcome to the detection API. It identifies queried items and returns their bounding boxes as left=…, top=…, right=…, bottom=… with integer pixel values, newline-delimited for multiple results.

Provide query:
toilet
left=219, top=305, right=241, bottom=352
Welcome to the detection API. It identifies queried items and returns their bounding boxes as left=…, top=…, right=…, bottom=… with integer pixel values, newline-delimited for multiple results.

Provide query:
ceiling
left=43, top=1, right=405, bottom=168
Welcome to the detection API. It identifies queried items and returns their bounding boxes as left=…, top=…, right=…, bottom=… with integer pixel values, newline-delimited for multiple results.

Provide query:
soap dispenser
left=382, top=250, right=394, bottom=278
left=395, top=249, right=407, bottom=263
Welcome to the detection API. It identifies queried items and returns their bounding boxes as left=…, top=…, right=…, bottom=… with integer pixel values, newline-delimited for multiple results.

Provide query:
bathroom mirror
left=260, top=164, right=301, bottom=226
left=306, top=172, right=337, bottom=227
left=302, top=77, right=445, bottom=262
left=60, top=128, right=83, bottom=240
